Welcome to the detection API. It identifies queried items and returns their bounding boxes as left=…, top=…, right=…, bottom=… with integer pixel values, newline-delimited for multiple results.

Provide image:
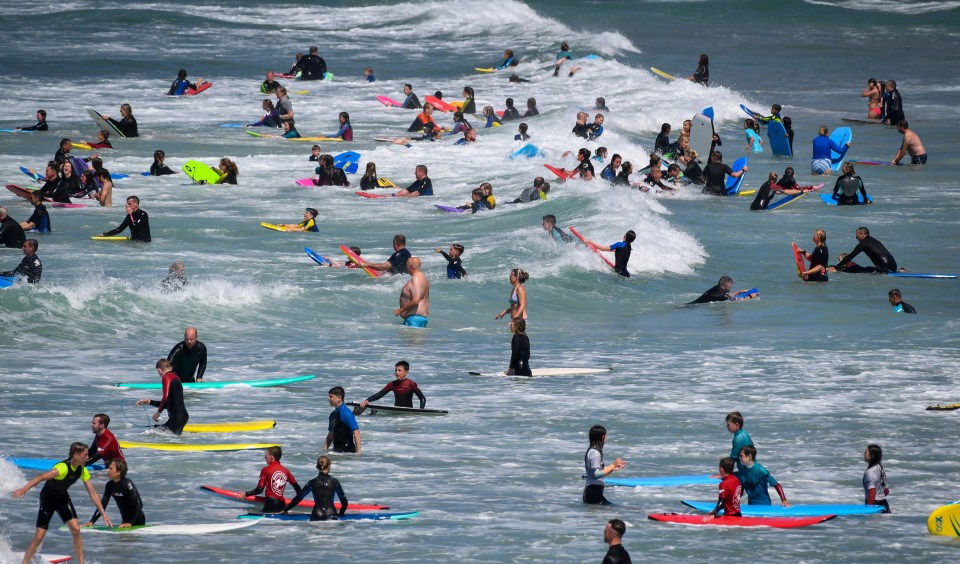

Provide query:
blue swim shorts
left=403, top=315, right=429, bottom=328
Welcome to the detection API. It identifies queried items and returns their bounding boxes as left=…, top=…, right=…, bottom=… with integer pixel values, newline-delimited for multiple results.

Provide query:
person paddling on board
left=583, top=425, right=627, bottom=505
left=282, top=455, right=347, bottom=521
left=100, top=195, right=151, bottom=241
left=393, top=165, right=433, bottom=197
left=542, top=214, right=574, bottom=244
left=0, top=238, right=41, bottom=283
left=100, top=104, right=139, bottom=137
left=509, top=177, right=549, bottom=203
left=891, top=120, right=926, bottom=165
left=324, top=386, right=361, bottom=454
left=496, top=49, right=519, bottom=70
left=703, top=457, right=742, bottom=522
left=150, top=150, right=175, bottom=176
left=82, top=459, right=145, bottom=528
left=136, top=359, right=189, bottom=435
left=582, top=230, right=636, bottom=278
left=13, top=442, right=114, bottom=563
left=167, top=69, right=198, bottom=96
left=834, top=227, right=900, bottom=274
left=359, top=360, right=426, bottom=411
left=279, top=207, right=320, bottom=232
left=560, top=148, right=595, bottom=180
left=87, top=413, right=124, bottom=466
left=736, top=445, right=790, bottom=507
left=888, top=288, right=916, bottom=314
left=167, top=327, right=207, bottom=383
left=401, top=83, right=422, bottom=109
left=244, top=446, right=302, bottom=513
left=15, top=109, right=48, bottom=131
left=394, top=257, right=430, bottom=327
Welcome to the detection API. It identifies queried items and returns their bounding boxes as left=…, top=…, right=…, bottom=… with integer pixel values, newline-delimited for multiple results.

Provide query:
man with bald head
left=166, top=327, right=207, bottom=382
left=394, top=257, right=430, bottom=328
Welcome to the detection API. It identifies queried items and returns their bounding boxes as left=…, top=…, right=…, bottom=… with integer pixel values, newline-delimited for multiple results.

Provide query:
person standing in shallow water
left=583, top=425, right=626, bottom=505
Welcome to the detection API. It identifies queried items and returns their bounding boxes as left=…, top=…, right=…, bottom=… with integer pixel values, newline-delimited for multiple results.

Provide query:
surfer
left=359, top=162, right=381, bottom=190
left=454, top=128, right=478, bottom=145
left=53, top=138, right=73, bottom=165
left=150, top=150, right=175, bottom=176
left=572, top=112, right=591, bottom=139
left=654, top=123, right=672, bottom=155
left=811, top=125, right=850, bottom=175
left=863, top=444, right=891, bottom=513
left=582, top=231, right=636, bottom=278
left=136, top=359, right=189, bottom=435
left=244, top=446, right=302, bottom=513
left=281, top=120, right=301, bottom=139
left=248, top=99, right=281, bottom=128
left=753, top=104, right=782, bottom=125
left=401, top=84, right=422, bottom=109
left=510, top=177, right=549, bottom=203
left=862, top=78, right=882, bottom=119
left=496, top=49, right=519, bottom=69
left=641, top=167, right=676, bottom=193
left=87, top=414, right=123, bottom=465
left=324, top=387, right=361, bottom=454
left=261, top=71, right=282, bottom=94
left=19, top=192, right=50, bottom=233
left=360, top=360, right=427, bottom=409
left=279, top=208, right=320, bottom=232
left=827, top=253, right=874, bottom=274
left=100, top=104, right=139, bottom=137
left=167, top=69, right=198, bottom=96
left=0, top=238, right=41, bottom=283
left=600, top=154, right=622, bottom=181
left=275, top=86, right=294, bottom=124
left=297, top=46, right=327, bottom=80
left=702, top=151, right=747, bottom=196
left=603, top=519, right=631, bottom=564
left=523, top=98, right=539, bottom=117
left=514, top=122, right=530, bottom=141
left=704, top=457, right=742, bottom=521
left=891, top=120, right=926, bottom=165
left=583, top=425, right=627, bottom=505
left=86, top=129, right=112, bottom=149
left=83, top=459, right=145, bottom=528
left=834, top=227, right=899, bottom=273
left=595, top=97, right=610, bottom=111
left=167, top=327, right=207, bottom=383
left=725, top=411, right=753, bottom=470
left=750, top=171, right=801, bottom=210
left=507, top=318, right=531, bottom=376
left=217, top=158, right=239, bottom=184
left=435, top=244, right=467, bottom=279
left=612, top=161, right=634, bottom=187
left=830, top=162, right=870, bottom=205
left=394, top=165, right=433, bottom=197
left=796, top=229, right=829, bottom=282
left=13, top=442, right=114, bottom=564
left=881, top=80, right=904, bottom=125
left=501, top=98, right=521, bottom=121
left=0, top=207, right=27, bottom=248
left=888, top=289, right=916, bottom=314
left=364, top=66, right=375, bottom=82
left=314, top=154, right=349, bottom=186
left=408, top=103, right=438, bottom=132
left=562, top=148, right=594, bottom=180
left=451, top=111, right=472, bottom=135
left=15, top=109, right=48, bottom=131
left=542, top=215, right=574, bottom=244
left=282, top=455, right=347, bottom=521
left=362, top=234, right=411, bottom=275
left=495, top=268, right=529, bottom=322
left=736, top=446, right=790, bottom=506
left=482, top=106, right=501, bottom=128
left=331, top=111, right=353, bottom=140
left=588, top=114, right=605, bottom=139
left=744, top=119, right=763, bottom=152
left=688, top=53, right=709, bottom=85
left=161, top=261, right=187, bottom=292
left=553, top=41, right=573, bottom=77
left=394, top=257, right=430, bottom=327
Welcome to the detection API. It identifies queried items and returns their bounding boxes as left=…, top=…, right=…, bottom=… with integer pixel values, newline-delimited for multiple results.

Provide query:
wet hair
left=857, top=226, right=870, bottom=236
left=90, top=157, right=103, bottom=171
left=156, top=358, right=172, bottom=371
left=305, top=208, right=318, bottom=218
left=767, top=171, right=778, bottom=183
left=818, top=125, right=829, bottom=136
left=511, top=268, right=529, bottom=284
left=393, top=234, right=406, bottom=246
left=452, top=243, right=464, bottom=255
left=363, top=162, right=377, bottom=176
left=888, top=288, right=901, bottom=299
left=470, top=188, right=483, bottom=200
left=111, top=458, right=128, bottom=478
left=783, top=166, right=795, bottom=177
left=746, top=118, right=759, bottom=132
left=94, top=413, right=110, bottom=427
left=395, top=360, right=410, bottom=371
left=60, top=138, right=71, bottom=148
left=518, top=123, right=528, bottom=133
left=540, top=182, right=551, bottom=194
left=887, top=80, right=897, bottom=88
left=479, top=182, right=493, bottom=194
left=349, top=247, right=361, bottom=255
left=533, top=176, right=545, bottom=188
left=542, top=214, right=556, bottom=225
left=328, top=386, right=345, bottom=400
left=94, top=169, right=111, bottom=182
left=267, top=446, right=282, bottom=460
left=404, top=83, right=413, bottom=91
left=866, top=444, right=883, bottom=467
left=667, top=163, right=681, bottom=174
left=37, top=109, right=47, bottom=119
left=69, top=442, right=88, bottom=459
left=815, top=229, right=826, bottom=243
left=620, top=161, right=632, bottom=175
left=660, top=123, right=671, bottom=134
left=527, top=97, right=536, bottom=109
left=624, top=230, right=636, bottom=243
left=608, top=519, right=626, bottom=538
left=595, top=147, right=607, bottom=159
left=309, top=46, right=318, bottom=54
left=725, top=410, right=743, bottom=428
left=434, top=91, right=443, bottom=99
left=577, top=148, right=591, bottom=161
left=842, top=162, right=855, bottom=175
left=898, top=120, right=908, bottom=129
left=505, top=98, right=515, bottom=108
left=120, top=103, right=133, bottom=116
left=698, top=54, right=709, bottom=66
left=317, top=455, right=332, bottom=472
left=740, top=445, right=757, bottom=460
left=127, top=195, right=140, bottom=205
left=260, top=99, right=275, bottom=111
left=588, top=425, right=606, bottom=451
left=416, top=164, right=428, bottom=176
left=339, top=111, right=350, bottom=122
left=177, top=69, right=187, bottom=80
left=710, top=151, right=722, bottom=162
left=99, top=129, right=110, bottom=140
left=276, top=86, right=287, bottom=96
left=219, top=158, right=239, bottom=176
left=511, top=317, right=527, bottom=336
left=771, top=104, right=782, bottom=113
left=719, top=457, right=736, bottom=473
left=783, top=116, right=793, bottom=130
left=561, top=41, right=569, bottom=51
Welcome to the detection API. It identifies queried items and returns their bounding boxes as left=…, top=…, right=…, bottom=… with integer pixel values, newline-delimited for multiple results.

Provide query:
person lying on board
left=457, top=188, right=485, bottom=212
left=248, top=99, right=282, bottom=128
left=167, top=69, right=198, bottom=96
left=641, top=167, right=676, bottom=192
left=279, top=208, right=319, bottom=232
left=829, top=162, right=870, bottom=205
left=314, top=155, right=349, bottom=187
left=600, top=154, right=621, bottom=181
left=689, top=276, right=756, bottom=304
left=508, top=177, right=549, bottom=204
left=15, top=109, right=48, bottom=131
left=496, top=49, right=519, bottom=70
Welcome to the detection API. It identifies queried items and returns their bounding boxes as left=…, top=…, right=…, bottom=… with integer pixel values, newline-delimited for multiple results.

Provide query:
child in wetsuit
left=515, top=122, right=530, bottom=141
left=150, top=150, right=175, bottom=176
left=434, top=244, right=466, bottom=279
left=282, top=456, right=347, bottom=521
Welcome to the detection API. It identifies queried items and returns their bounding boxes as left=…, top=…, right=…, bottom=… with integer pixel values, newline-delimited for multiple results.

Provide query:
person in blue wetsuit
left=542, top=215, right=573, bottom=244
left=830, top=162, right=870, bottom=205
left=736, top=445, right=790, bottom=506
left=331, top=112, right=353, bottom=141
left=324, top=387, right=361, bottom=453
left=725, top=411, right=753, bottom=471
left=834, top=227, right=898, bottom=273
left=496, top=49, right=519, bottom=70
left=582, top=230, right=635, bottom=277
left=20, top=192, right=51, bottom=233
left=888, top=289, right=916, bottom=314
left=654, top=123, right=671, bottom=155
left=434, top=243, right=466, bottom=279
left=363, top=67, right=375, bottom=82
left=553, top=41, right=573, bottom=77
left=283, top=455, right=347, bottom=520
left=811, top=125, right=850, bottom=175
left=600, top=154, right=622, bottom=182
left=583, top=425, right=627, bottom=505
left=167, top=69, right=197, bottom=96
left=16, top=109, right=48, bottom=131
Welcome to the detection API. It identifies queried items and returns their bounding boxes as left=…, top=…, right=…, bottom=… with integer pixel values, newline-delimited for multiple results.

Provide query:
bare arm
left=353, top=430, right=362, bottom=454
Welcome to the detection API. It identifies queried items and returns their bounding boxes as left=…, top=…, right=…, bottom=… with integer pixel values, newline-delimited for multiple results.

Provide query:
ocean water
left=1, top=0, right=959, bottom=562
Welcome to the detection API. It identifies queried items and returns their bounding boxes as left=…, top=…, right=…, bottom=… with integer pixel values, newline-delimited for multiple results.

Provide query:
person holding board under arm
left=359, top=360, right=426, bottom=409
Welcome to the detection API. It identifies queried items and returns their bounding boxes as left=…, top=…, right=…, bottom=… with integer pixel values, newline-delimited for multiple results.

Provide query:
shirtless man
left=891, top=120, right=926, bottom=165
left=394, top=257, right=430, bottom=327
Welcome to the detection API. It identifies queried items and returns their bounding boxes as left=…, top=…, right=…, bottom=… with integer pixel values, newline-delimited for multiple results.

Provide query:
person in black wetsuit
left=101, top=104, right=138, bottom=137
left=314, top=154, right=349, bottom=187
left=603, top=519, right=632, bottom=564
left=830, top=162, right=871, bottom=205
left=16, top=109, right=48, bottom=131
left=776, top=166, right=799, bottom=190
left=20, top=192, right=51, bottom=233
left=689, top=276, right=744, bottom=304
left=393, top=165, right=433, bottom=197
left=797, top=229, right=829, bottom=282
left=401, top=83, right=422, bottom=109
left=261, top=71, right=282, bottom=94
left=653, top=123, right=671, bottom=155
left=563, top=148, right=594, bottom=180
left=283, top=455, right=347, bottom=521
left=361, top=234, right=411, bottom=275
left=703, top=151, right=747, bottom=196
left=0, top=206, right=27, bottom=249
left=359, top=360, right=427, bottom=409
left=583, top=230, right=636, bottom=277
left=324, top=386, right=361, bottom=453
left=101, top=195, right=151, bottom=242
left=83, top=459, right=145, bottom=528
left=750, top=171, right=801, bottom=210
left=297, top=46, right=327, bottom=80
left=834, top=227, right=899, bottom=273
left=434, top=243, right=467, bottom=279
left=572, top=112, right=591, bottom=139
left=688, top=53, right=709, bottom=85
left=150, top=150, right=175, bottom=176
left=53, top=138, right=73, bottom=166
left=167, top=327, right=207, bottom=382
left=501, top=98, right=521, bottom=121
left=0, top=238, right=42, bottom=283
left=507, top=318, right=532, bottom=376
left=881, top=80, right=904, bottom=125
left=683, top=151, right=705, bottom=185
left=888, top=288, right=916, bottom=314
left=136, top=359, right=188, bottom=435
left=828, top=253, right=876, bottom=273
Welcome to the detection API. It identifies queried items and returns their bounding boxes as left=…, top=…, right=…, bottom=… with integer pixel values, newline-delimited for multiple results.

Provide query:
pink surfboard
left=377, top=95, right=402, bottom=108
left=295, top=178, right=316, bottom=186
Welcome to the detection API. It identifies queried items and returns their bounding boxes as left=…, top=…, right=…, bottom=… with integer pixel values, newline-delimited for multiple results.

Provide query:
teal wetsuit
left=735, top=462, right=778, bottom=505
left=731, top=429, right=753, bottom=469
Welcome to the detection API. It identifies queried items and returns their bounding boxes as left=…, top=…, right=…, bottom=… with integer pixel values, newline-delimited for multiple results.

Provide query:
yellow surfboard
left=91, top=235, right=131, bottom=241
left=475, top=68, right=495, bottom=73
left=119, top=441, right=278, bottom=452
left=928, top=503, right=960, bottom=536
left=72, top=142, right=93, bottom=150
left=650, top=67, right=676, bottom=81
left=182, top=420, right=276, bottom=433
left=260, top=222, right=291, bottom=232
left=377, top=177, right=397, bottom=188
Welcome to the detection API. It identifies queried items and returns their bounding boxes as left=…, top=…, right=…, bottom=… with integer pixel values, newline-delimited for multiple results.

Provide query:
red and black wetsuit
left=150, top=371, right=188, bottom=435
left=366, top=378, right=426, bottom=409
left=246, top=461, right=302, bottom=513
left=88, top=429, right=124, bottom=464
left=711, top=474, right=742, bottom=517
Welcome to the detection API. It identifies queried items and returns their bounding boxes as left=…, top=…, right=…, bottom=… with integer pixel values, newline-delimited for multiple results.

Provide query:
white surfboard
left=68, top=520, right=259, bottom=535
left=469, top=367, right=612, bottom=377
left=689, top=113, right=714, bottom=163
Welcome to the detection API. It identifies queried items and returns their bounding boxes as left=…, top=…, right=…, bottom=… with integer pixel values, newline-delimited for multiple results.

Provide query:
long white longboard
left=469, top=367, right=612, bottom=377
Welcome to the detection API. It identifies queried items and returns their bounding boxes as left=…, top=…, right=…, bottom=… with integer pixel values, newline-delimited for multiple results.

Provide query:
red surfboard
left=339, top=244, right=382, bottom=278
left=186, top=82, right=213, bottom=95
left=568, top=227, right=617, bottom=270
left=200, top=485, right=388, bottom=511
left=543, top=164, right=573, bottom=180
left=355, top=191, right=389, bottom=199
left=6, top=184, right=88, bottom=208
left=648, top=513, right=836, bottom=528
left=792, top=242, right=807, bottom=278
left=424, top=96, right=456, bottom=112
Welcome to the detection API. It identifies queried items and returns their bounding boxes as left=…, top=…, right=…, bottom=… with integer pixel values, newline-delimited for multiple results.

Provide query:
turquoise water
left=1, top=0, right=959, bottom=562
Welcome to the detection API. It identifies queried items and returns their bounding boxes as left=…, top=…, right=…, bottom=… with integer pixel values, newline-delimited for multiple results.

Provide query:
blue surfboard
left=19, top=166, right=41, bottom=182
left=740, top=104, right=758, bottom=119
left=304, top=247, right=332, bottom=266
left=732, top=288, right=758, bottom=300
left=768, top=192, right=805, bottom=210
left=239, top=511, right=419, bottom=521
left=701, top=107, right=714, bottom=121
left=0, top=276, right=16, bottom=288
left=886, top=272, right=957, bottom=279
left=220, top=123, right=246, bottom=128
left=820, top=193, right=872, bottom=205
left=333, top=151, right=361, bottom=174
left=830, top=127, right=852, bottom=172
left=681, top=500, right=885, bottom=517
left=767, top=121, right=792, bottom=157
left=604, top=475, right=719, bottom=488
left=510, top=143, right=542, bottom=160
left=3, top=457, right=106, bottom=471
left=725, top=156, right=748, bottom=195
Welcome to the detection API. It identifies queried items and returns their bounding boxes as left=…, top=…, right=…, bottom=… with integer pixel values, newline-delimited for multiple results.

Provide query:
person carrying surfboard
left=359, top=360, right=427, bottom=410
left=582, top=231, right=636, bottom=278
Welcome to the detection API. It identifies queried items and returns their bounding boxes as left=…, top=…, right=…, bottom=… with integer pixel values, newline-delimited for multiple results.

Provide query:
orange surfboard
left=339, top=245, right=381, bottom=278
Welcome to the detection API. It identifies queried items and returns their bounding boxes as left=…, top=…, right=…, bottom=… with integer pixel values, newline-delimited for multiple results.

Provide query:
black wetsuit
left=807, top=245, right=829, bottom=282
left=403, top=177, right=433, bottom=196
left=1, top=253, right=42, bottom=283
left=261, top=79, right=282, bottom=93
left=703, top=162, right=733, bottom=195
left=387, top=248, right=412, bottom=275
left=501, top=106, right=520, bottom=121
left=402, top=93, right=422, bottom=110
left=167, top=340, right=207, bottom=383
left=692, top=64, right=709, bottom=85
left=689, top=285, right=732, bottom=305
left=575, top=160, right=595, bottom=179
left=834, top=261, right=876, bottom=274
left=836, top=236, right=897, bottom=273
left=776, top=176, right=799, bottom=190
left=316, top=166, right=349, bottom=187
left=54, top=148, right=70, bottom=165
left=460, top=98, right=475, bottom=114
left=832, top=174, right=868, bottom=205
left=0, top=215, right=26, bottom=248
left=603, top=545, right=632, bottom=564
left=160, top=272, right=186, bottom=293
left=438, top=250, right=466, bottom=279
left=654, top=132, right=671, bottom=155
left=21, top=120, right=48, bottom=131
left=298, top=54, right=327, bottom=80
left=26, top=203, right=51, bottom=233
left=509, top=333, right=531, bottom=376
left=103, top=209, right=151, bottom=242
left=359, top=175, right=379, bottom=191
left=885, top=89, right=904, bottom=124
left=150, top=371, right=188, bottom=435
left=572, top=123, right=591, bottom=139
left=750, top=181, right=777, bottom=210
left=107, top=116, right=138, bottom=138
left=683, top=161, right=705, bottom=185
left=611, top=241, right=632, bottom=277
left=612, top=170, right=631, bottom=187
left=150, top=162, right=175, bottom=176
left=512, top=186, right=541, bottom=203
left=366, top=378, right=426, bottom=408
left=522, top=107, right=539, bottom=118
left=89, top=478, right=145, bottom=526
left=897, top=301, right=917, bottom=314
left=284, top=473, right=347, bottom=521
left=36, top=460, right=83, bottom=529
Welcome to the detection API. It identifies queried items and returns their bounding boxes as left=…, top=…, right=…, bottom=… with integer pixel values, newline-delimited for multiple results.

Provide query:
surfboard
left=928, top=502, right=960, bottom=536
left=19, top=166, right=41, bottom=181
left=186, top=81, right=213, bottom=95
left=830, top=126, right=852, bottom=172
left=72, top=142, right=93, bottom=150
left=2, top=457, right=106, bottom=472
left=737, top=190, right=757, bottom=197
left=9, top=553, right=72, bottom=563
left=510, top=143, right=542, bottom=160
left=849, top=160, right=895, bottom=166
left=295, top=178, right=317, bottom=187
left=91, top=236, right=131, bottom=241
left=182, top=160, right=222, bottom=184
left=182, top=420, right=276, bottom=433
left=239, top=511, right=419, bottom=522
left=732, top=288, right=759, bottom=300
left=356, top=191, right=389, bottom=199
left=886, top=272, right=957, bottom=279
left=0, top=276, right=15, bottom=288
left=6, top=184, right=90, bottom=208
left=768, top=192, right=805, bottom=210
left=739, top=104, right=759, bottom=119
left=260, top=222, right=296, bottom=233
left=377, top=177, right=397, bottom=188
left=841, top=118, right=883, bottom=125
left=69, top=520, right=259, bottom=535
left=220, top=123, right=246, bottom=128
left=767, top=120, right=792, bottom=157
left=605, top=475, right=719, bottom=488
left=475, top=67, right=496, bottom=73
left=346, top=402, right=448, bottom=416
left=819, top=193, right=872, bottom=205
left=114, top=374, right=316, bottom=389
left=568, top=227, right=616, bottom=270
left=690, top=113, right=714, bottom=166
left=926, top=403, right=960, bottom=411
left=469, top=367, right=613, bottom=377
left=424, top=96, right=455, bottom=112
left=333, top=150, right=361, bottom=167
left=543, top=164, right=572, bottom=180
left=681, top=500, right=884, bottom=517
left=199, top=485, right=388, bottom=511
left=435, top=205, right=467, bottom=214
left=648, top=513, right=835, bottom=528
left=650, top=67, right=675, bottom=80
left=792, top=242, right=806, bottom=278
left=339, top=245, right=381, bottom=278
left=724, top=156, right=748, bottom=195
left=800, top=183, right=825, bottom=192
left=118, top=441, right=278, bottom=452
left=87, top=109, right=126, bottom=139
left=304, top=247, right=333, bottom=266
left=377, top=95, right=402, bottom=107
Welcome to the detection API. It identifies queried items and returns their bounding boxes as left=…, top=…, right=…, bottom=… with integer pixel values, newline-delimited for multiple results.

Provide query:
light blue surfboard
left=3, top=457, right=106, bottom=471
left=886, top=272, right=957, bottom=279
left=681, top=500, right=885, bottom=516
left=725, top=156, right=748, bottom=195
left=767, top=121, right=792, bottom=157
left=702, top=107, right=714, bottom=121
left=820, top=193, right=872, bottom=205
left=510, top=143, right=542, bottom=160
left=239, top=511, right=419, bottom=521
left=830, top=127, right=852, bottom=172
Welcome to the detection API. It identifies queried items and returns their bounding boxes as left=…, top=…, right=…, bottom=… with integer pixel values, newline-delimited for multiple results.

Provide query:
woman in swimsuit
left=495, top=268, right=529, bottom=322
left=862, top=78, right=882, bottom=120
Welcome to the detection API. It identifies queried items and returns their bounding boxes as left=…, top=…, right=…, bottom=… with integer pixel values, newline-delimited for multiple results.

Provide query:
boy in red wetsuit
left=359, top=360, right=426, bottom=410
left=244, top=446, right=302, bottom=513
left=704, top=457, right=742, bottom=521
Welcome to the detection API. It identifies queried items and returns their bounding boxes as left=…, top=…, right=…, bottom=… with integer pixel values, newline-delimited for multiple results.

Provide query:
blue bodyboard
left=767, top=121, right=792, bottom=157
left=830, top=127, right=852, bottom=172
left=724, top=156, right=748, bottom=195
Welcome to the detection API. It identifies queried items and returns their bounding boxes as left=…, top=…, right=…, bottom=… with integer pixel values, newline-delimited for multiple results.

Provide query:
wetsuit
left=484, top=113, right=501, bottom=128
left=514, top=132, right=530, bottom=141
left=689, top=285, right=732, bottom=305
left=609, top=241, right=631, bottom=278
left=167, top=340, right=207, bottom=383
left=501, top=106, right=520, bottom=122
left=168, top=78, right=196, bottom=96
left=600, top=164, right=618, bottom=182
left=863, top=464, right=890, bottom=513
left=150, top=162, right=175, bottom=176
left=246, top=461, right=302, bottom=513
left=403, top=177, right=433, bottom=196
left=574, top=160, right=595, bottom=179
left=749, top=181, right=777, bottom=210
left=283, top=472, right=347, bottom=521
left=806, top=245, right=829, bottom=282
left=832, top=174, right=869, bottom=205
left=333, top=122, right=353, bottom=141
left=496, top=56, right=516, bottom=70
left=0, top=215, right=27, bottom=248
left=730, top=428, right=753, bottom=467
left=703, top=162, right=733, bottom=195
left=776, top=175, right=799, bottom=190
left=572, top=123, right=591, bottom=139
left=282, top=128, right=301, bottom=139
left=160, top=271, right=186, bottom=293
left=366, top=378, right=426, bottom=408
left=103, top=209, right=151, bottom=242
left=451, top=118, right=472, bottom=135
left=836, top=236, right=897, bottom=273
left=683, top=161, right=705, bottom=185
left=407, top=112, right=437, bottom=132
left=88, top=429, right=124, bottom=465
left=316, top=166, right=349, bottom=187
left=711, top=474, right=742, bottom=517
left=894, top=301, right=917, bottom=314
left=583, top=447, right=610, bottom=505
left=260, top=79, right=282, bottom=94
left=54, top=148, right=70, bottom=165
left=88, top=140, right=113, bottom=149
left=549, top=227, right=574, bottom=244
left=438, top=250, right=466, bottom=279
left=249, top=111, right=281, bottom=128
left=692, top=64, right=709, bottom=85
left=107, top=116, right=138, bottom=138
left=745, top=128, right=763, bottom=152
left=654, top=132, right=671, bottom=155
left=642, top=174, right=674, bottom=192
left=25, top=203, right=51, bottom=233
left=36, top=461, right=89, bottom=529
left=275, top=97, right=293, bottom=125
left=387, top=248, right=412, bottom=275
left=885, top=88, right=904, bottom=124
left=402, top=92, right=422, bottom=110
left=509, top=333, right=531, bottom=376
left=589, top=123, right=604, bottom=139
left=297, top=218, right=319, bottom=232
left=327, top=403, right=359, bottom=453
left=89, top=477, right=145, bottom=526
left=150, top=371, right=188, bottom=435
left=460, top=98, right=475, bottom=114
left=512, top=186, right=541, bottom=203
left=21, top=120, right=48, bottom=131
left=522, top=107, right=539, bottom=118
left=359, top=175, right=379, bottom=191
left=298, top=54, right=327, bottom=80
left=0, top=253, right=42, bottom=283
left=612, top=170, right=631, bottom=187
left=603, top=544, right=632, bottom=564
left=736, top=462, right=785, bottom=505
